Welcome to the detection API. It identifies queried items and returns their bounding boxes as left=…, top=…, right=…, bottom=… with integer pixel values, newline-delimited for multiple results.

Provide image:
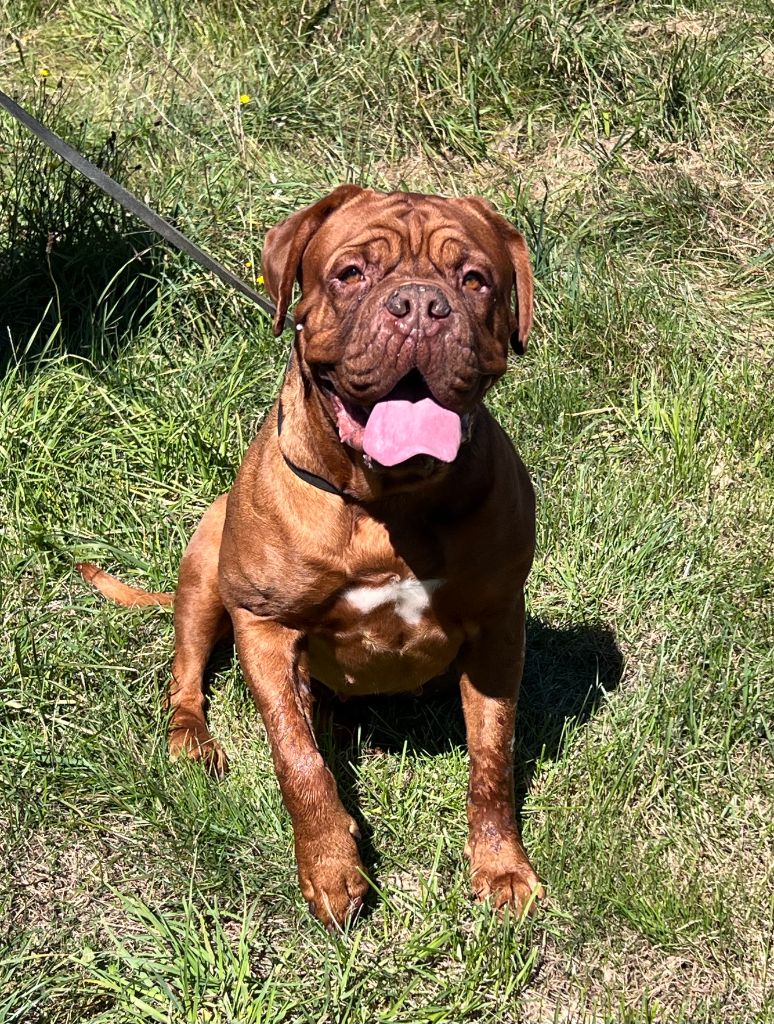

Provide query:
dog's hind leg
left=168, top=493, right=232, bottom=777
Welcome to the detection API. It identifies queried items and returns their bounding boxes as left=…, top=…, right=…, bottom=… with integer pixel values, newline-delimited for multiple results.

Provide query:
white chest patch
left=344, top=577, right=443, bottom=626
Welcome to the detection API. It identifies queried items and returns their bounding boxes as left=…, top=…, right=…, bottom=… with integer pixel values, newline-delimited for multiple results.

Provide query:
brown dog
left=79, top=186, right=543, bottom=927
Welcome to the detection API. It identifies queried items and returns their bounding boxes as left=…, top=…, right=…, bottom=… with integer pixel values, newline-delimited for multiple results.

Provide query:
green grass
left=1, top=1, right=773, bottom=1021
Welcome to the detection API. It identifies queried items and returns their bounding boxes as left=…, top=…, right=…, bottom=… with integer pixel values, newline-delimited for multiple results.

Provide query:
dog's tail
left=76, top=562, right=175, bottom=607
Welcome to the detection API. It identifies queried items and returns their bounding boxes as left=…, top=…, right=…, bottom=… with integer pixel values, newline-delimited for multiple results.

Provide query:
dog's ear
left=502, top=228, right=533, bottom=355
left=453, top=196, right=534, bottom=355
left=262, top=184, right=365, bottom=336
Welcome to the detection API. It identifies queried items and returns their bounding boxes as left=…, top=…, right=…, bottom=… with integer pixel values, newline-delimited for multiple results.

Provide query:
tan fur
left=79, top=188, right=545, bottom=928
left=76, top=562, right=174, bottom=607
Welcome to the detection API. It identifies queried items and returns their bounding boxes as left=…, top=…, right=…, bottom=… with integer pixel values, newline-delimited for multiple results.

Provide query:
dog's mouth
left=316, top=368, right=472, bottom=469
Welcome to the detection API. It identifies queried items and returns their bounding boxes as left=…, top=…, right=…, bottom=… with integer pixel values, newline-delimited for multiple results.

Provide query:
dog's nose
left=385, top=284, right=451, bottom=321
left=427, top=290, right=451, bottom=319
left=385, top=289, right=411, bottom=318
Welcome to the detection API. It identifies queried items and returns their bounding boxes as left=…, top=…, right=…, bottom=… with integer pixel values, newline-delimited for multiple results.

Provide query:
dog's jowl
left=79, top=187, right=544, bottom=928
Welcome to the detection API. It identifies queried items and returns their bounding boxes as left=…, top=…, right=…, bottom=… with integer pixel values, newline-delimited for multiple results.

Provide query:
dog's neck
left=276, top=356, right=492, bottom=512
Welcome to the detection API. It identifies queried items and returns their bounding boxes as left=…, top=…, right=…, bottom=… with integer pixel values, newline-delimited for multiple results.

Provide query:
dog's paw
left=466, top=833, right=544, bottom=918
left=168, top=722, right=229, bottom=779
left=297, top=827, right=368, bottom=930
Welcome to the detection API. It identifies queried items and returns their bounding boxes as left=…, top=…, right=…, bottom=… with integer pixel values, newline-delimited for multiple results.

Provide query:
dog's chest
left=334, top=517, right=444, bottom=630
left=342, top=575, right=442, bottom=626
left=305, top=521, right=465, bottom=694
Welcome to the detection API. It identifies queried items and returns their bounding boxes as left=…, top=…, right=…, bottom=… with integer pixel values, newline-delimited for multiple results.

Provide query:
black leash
left=0, top=88, right=294, bottom=332
left=0, top=90, right=351, bottom=494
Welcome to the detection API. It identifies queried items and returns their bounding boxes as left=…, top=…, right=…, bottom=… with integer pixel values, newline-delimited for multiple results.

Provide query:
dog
left=78, top=185, right=544, bottom=927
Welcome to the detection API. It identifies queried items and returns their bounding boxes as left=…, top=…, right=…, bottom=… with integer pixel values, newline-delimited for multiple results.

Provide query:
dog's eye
left=338, top=265, right=364, bottom=284
left=462, top=271, right=486, bottom=291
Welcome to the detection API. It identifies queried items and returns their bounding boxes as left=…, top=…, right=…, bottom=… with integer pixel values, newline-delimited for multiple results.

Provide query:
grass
left=1, top=0, right=773, bottom=1021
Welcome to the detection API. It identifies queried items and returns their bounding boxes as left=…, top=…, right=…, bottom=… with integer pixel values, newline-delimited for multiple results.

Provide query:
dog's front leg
left=459, top=592, right=544, bottom=916
left=232, top=610, right=367, bottom=928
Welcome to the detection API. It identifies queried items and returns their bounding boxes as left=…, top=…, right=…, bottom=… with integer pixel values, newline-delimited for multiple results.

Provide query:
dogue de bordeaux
left=78, top=185, right=545, bottom=928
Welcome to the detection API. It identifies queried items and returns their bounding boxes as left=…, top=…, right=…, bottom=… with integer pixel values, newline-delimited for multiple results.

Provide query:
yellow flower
left=39, top=67, right=50, bottom=78
left=256, top=275, right=264, bottom=286
left=239, top=93, right=250, bottom=105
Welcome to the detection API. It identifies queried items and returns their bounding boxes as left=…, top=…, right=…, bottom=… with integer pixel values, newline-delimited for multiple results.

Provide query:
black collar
left=276, top=397, right=347, bottom=498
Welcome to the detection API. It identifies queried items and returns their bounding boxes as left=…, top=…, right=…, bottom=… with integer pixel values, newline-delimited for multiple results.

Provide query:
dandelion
left=256, top=275, right=264, bottom=286
left=39, top=67, right=50, bottom=78
left=239, top=93, right=250, bottom=105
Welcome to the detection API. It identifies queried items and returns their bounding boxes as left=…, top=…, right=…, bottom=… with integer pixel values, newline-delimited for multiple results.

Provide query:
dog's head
left=263, top=186, right=533, bottom=472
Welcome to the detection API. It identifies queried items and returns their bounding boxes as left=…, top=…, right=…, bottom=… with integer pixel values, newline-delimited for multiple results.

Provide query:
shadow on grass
left=317, top=617, right=624, bottom=893
left=0, top=95, right=163, bottom=374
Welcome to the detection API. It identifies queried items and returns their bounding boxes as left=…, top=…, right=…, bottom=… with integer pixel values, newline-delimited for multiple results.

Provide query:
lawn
left=1, top=1, right=773, bottom=1021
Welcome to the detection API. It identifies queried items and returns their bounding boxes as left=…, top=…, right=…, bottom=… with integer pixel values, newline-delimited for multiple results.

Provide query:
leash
left=0, top=88, right=294, bottom=331
left=0, top=89, right=353, bottom=494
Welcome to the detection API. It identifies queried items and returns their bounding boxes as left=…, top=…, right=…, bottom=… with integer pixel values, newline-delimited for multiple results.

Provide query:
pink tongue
left=362, top=397, right=462, bottom=467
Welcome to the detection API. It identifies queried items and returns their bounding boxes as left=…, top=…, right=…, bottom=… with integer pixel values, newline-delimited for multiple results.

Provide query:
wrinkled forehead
left=304, top=192, right=510, bottom=275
